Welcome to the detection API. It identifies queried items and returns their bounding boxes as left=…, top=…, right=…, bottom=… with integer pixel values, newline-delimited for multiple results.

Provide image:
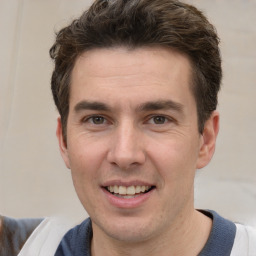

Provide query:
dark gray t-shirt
left=55, top=210, right=236, bottom=256
left=0, top=215, right=43, bottom=256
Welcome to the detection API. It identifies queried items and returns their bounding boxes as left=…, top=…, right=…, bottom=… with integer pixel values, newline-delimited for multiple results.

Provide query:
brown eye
left=153, top=116, right=167, bottom=124
left=90, top=116, right=105, bottom=124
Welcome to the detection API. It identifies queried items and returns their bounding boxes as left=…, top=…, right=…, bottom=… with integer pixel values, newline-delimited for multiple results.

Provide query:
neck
left=91, top=209, right=212, bottom=256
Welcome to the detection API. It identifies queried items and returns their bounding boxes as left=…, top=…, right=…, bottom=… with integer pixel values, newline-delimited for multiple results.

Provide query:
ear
left=56, top=117, right=71, bottom=169
left=196, top=111, right=219, bottom=169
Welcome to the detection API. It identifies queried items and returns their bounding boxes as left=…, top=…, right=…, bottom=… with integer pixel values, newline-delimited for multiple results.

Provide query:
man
left=13, top=0, right=256, bottom=255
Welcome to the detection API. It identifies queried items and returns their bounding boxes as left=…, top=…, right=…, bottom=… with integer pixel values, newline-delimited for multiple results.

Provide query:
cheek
left=68, top=133, right=107, bottom=168
left=67, top=142, right=105, bottom=211
left=67, top=140, right=104, bottom=189
left=148, top=137, right=199, bottom=183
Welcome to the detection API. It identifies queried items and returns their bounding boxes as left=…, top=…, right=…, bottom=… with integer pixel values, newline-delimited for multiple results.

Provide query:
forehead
left=69, top=46, right=195, bottom=109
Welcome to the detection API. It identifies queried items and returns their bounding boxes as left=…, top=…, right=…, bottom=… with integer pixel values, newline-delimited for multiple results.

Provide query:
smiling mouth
left=104, top=185, right=155, bottom=199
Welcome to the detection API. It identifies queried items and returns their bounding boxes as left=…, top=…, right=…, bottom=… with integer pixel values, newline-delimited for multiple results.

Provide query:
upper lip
left=102, top=180, right=155, bottom=187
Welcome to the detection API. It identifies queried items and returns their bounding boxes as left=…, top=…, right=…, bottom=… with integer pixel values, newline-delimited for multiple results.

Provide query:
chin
left=95, top=216, right=156, bottom=243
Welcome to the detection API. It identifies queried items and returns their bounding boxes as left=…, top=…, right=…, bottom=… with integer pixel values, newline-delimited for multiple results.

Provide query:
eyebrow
left=74, top=101, right=110, bottom=112
left=74, top=99, right=184, bottom=113
left=136, top=100, right=184, bottom=113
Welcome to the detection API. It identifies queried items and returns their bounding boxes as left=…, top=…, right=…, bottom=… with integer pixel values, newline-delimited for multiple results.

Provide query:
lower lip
left=102, top=188, right=154, bottom=209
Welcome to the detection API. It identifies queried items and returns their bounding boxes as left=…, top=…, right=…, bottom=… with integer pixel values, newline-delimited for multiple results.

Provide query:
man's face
left=57, top=47, right=217, bottom=243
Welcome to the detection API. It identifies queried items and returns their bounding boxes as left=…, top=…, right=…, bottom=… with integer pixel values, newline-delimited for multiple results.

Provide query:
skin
left=57, top=46, right=219, bottom=256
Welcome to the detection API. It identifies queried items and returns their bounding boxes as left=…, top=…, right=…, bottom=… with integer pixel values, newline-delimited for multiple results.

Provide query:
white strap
left=18, top=217, right=73, bottom=256
left=231, top=223, right=256, bottom=256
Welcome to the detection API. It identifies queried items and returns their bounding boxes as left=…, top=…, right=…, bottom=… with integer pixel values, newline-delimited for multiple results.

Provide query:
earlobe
left=196, top=111, right=219, bottom=169
left=56, top=117, right=71, bottom=169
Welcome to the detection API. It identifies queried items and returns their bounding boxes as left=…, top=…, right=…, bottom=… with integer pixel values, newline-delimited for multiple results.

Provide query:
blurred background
left=0, top=0, right=256, bottom=226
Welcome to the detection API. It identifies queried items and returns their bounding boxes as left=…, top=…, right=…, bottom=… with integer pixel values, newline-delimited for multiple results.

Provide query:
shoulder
left=18, top=216, right=75, bottom=256
left=231, top=223, right=256, bottom=256
left=199, top=210, right=256, bottom=256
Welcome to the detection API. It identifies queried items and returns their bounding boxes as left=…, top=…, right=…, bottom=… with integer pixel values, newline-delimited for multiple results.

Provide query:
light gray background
left=0, top=0, right=256, bottom=226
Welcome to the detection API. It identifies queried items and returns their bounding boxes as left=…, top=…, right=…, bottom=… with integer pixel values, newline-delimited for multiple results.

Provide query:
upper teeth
left=107, top=185, right=151, bottom=195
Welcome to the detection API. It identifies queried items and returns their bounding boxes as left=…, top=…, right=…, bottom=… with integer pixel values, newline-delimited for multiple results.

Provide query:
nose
left=107, top=121, right=146, bottom=170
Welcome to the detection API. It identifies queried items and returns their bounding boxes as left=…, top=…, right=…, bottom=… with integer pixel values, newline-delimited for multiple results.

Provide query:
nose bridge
left=118, top=120, right=137, bottom=153
left=107, top=119, right=145, bottom=169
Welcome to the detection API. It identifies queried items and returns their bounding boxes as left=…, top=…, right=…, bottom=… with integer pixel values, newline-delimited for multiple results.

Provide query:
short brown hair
left=50, top=0, right=222, bottom=140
